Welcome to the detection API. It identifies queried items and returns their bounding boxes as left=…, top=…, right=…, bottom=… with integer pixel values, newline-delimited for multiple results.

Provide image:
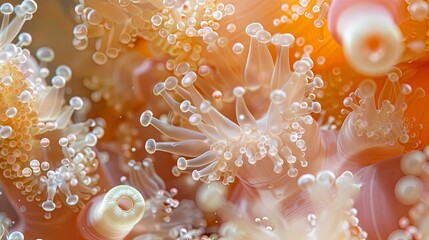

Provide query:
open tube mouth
left=101, top=185, right=145, bottom=223
left=84, top=185, right=145, bottom=239
left=336, top=3, right=404, bottom=76
left=117, top=196, right=134, bottom=213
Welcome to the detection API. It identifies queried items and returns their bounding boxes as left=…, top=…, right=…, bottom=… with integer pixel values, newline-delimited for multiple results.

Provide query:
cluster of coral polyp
left=1, top=0, right=429, bottom=239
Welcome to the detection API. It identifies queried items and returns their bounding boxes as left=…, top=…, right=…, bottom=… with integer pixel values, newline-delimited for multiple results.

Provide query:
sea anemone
left=218, top=170, right=366, bottom=240
left=0, top=1, right=104, bottom=220
left=140, top=24, right=324, bottom=186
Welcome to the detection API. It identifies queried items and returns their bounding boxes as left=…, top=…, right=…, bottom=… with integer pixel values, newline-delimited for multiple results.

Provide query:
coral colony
left=1, top=0, right=429, bottom=239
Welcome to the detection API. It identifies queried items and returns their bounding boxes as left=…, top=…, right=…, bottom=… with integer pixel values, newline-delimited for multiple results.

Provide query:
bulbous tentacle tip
left=245, top=22, right=264, bottom=37
left=145, top=139, right=156, bottom=154
left=152, top=82, right=165, bottom=96
left=140, top=110, right=153, bottom=127
left=336, top=4, right=404, bottom=76
left=181, top=71, right=197, bottom=87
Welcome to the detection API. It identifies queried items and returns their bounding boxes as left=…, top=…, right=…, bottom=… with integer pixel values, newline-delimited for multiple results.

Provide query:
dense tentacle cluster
left=0, top=1, right=105, bottom=218
left=147, top=0, right=241, bottom=93
left=0, top=61, right=38, bottom=179
left=219, top=170, right=366, bottom=240
left=0, top=0, right=38, bottom=181
left=74, top=0, right=235, bottom=67
left=10, top=54, right=105, bottom=217
left=339, top=68, right=425, bottom=161
left=140, top=24, right=324, bottom=184
left=149, top=0, right=235, bottom=64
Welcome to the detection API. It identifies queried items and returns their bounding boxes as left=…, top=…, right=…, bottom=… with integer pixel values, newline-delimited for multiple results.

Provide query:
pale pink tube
left=328, top=0, right=406, bottom=76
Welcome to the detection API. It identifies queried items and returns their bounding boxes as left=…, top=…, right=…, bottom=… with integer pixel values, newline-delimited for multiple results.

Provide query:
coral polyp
left=0, top=0, right=429, bottom=239
left=1, top=0, right=104, bottom=221
left=140, top=26, right=325, bottom=185
left=339, top=72, right=425, bottom=163
left=218, top=170, right=366, bottom=240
